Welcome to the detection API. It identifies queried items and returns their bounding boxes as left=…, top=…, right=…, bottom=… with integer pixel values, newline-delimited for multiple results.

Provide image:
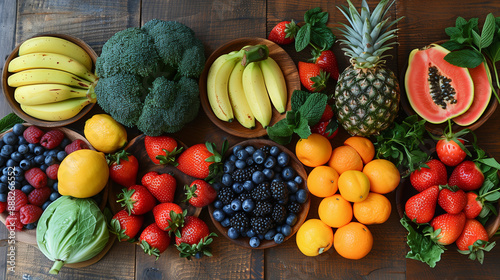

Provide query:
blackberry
left=231, top=165, right=257, bottom=182
left=253, top=201, right=272, bottom=217
left=270, top=181, right=288, bottom=202
left=258, top=145, right=271, bottom=156
left=238, top=192, right=252, bottom=202
left=251, top=216, right=274, bottom=235
left=218, top=187, right=235, bottom=205
left=230, top=212, right=250, bottom=232
left=251, top=182, right=271, bottom=201
left=271, top=204, right=287, bottom=224
left=287, top=201, right=301, bottom=213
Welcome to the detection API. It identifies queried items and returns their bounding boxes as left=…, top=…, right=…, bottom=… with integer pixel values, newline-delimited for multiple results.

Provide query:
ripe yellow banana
left=228, top=59, right=255, bottom=129
left=9, top=53, right=97, bottom=82
left=242, top=62, right=272, bottom=128
left=20, top=97, right=95, bottom=121
left=8, top=69, right=91, bottom=89
left=14, top=84, right=91, bottom=105
left=19, top=36, right=93, bottom=71
left=259, top=57, right=287, bottom=113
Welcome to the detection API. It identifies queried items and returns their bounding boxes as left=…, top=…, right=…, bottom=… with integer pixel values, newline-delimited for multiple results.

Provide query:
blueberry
left=52, top=182, right=58, bottom=192
left=236, top=149, right=249, bottom=160
left=274, top=233, right=285, bottom=244
left=252, top=149, right=266, bottom=164
left=281, top=224, right=292, bottom=236
left=222, top=204, right=234, bottom=215
left=249, top=236, right=260, bottom=248
left=0, top=175, right=8, bottom=183
left=3, top=132, right=18, bottom=145
left=194, top=251, right=204, bottom=259
left=270, top=146, right=280, bottom=157
left=0, top=157, right=5, bottom=166
left=243, top=180, right=254, bottom=192
left=227, top=227, right=240, bottom=239
left=246, top=229, right=256, bottom=238
left=34, top=155, right=45, bottom=165
left=59, top=138, right=71, bottom=149
left=232, top=182, right=244, bottom=194
left=242, top=198, right=254, bottom=212
left=213, top=200, right=223, bottom=209
left=2, top=167, right=9, bottom=175
left=234, top=159, right=246, bottom=169
left=212, top=182, right=223, bottom=192
left=48, top=149, right=59, bottom=157
left=262, top=168, right=275, bottom=179
left=257, top=234, right=265, bottom=240
left=232, top=145, right=244, bottom=156
left=0, top=193, right=6, bottom=202
left=277, top=152, right=290, bottom=167
left=28, top=143, right=36, bottom=153
left=19, top=159, right=31, bottom=170
left=272, top=174, right=283, bottom=182
left=220, top=217, right=231, bottom=228
left=12, top=124, right=26, bottom=135
left=21, top=184, right=33, bottom=194
left=1, top=145, right=14, bottom=157
left=56, top=150, right=67, bottom=162
left=221, top=173, right=233, bottom=186
left=44, top=155, right=56, bottom=166
left=286, top=181, right=299, bottom=193
left=17, top=144, right=29, bottom=155
left=263, top=156, right=277, bottom=169
left=286, top=213, right=297, bottom=226
left=230, top=199, right=242, bottom=211
left=40, top=164, right=48, bottom=172
left=251, top=170, right=265, bottom=184
left=294, top=175, right=304, bottom=185
left=0, top=183, right=8, bottom=193
left=295, top=189, right=308, bottom=204
left=281, top=166, right=295, bottom=180
left=17, top=136, right=28, bottom=145
left=24, top=223, right=36, bottom=230
left=229, top=154, right=237, bottom=162
left=223, top=161, right=235, bottom=173
left=244, top=145, right=256, bottom=155
left=212, top=209, right=226, bottom=222
left=33, top=146, right=44, bottom=156
left=264, top=229, right=276, bottom=240
left=245, top=157, right=254, bottom=166
left=10, top=152, right=22, bottom=162
left=49, top=191, right=61, bottom=201
left=42, top=201, right=52, bottom=210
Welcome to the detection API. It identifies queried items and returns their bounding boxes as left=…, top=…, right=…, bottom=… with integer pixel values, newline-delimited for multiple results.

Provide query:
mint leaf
left=294, top=117, right=311, bottom=139
left=304, top=7, right=322, bottom=24
left=266, top=118, right=293, bottom=138
left=0, top=113, right=24, bottom=133
left=401, top=216, right=444, bottom=268
left=298, top=92, right=327, bottom=125
left=295, top=23, right=311, bottom=52
left=472, top=30, right=482, bottom=48
left=310, top=26, right=335, bottom=50
left=291, top=90, right=310, bottom=111
left=480, top=13, right=496, bottom=49
left=444, top=49, right=483, bottom=68
left=441, top=40, right=466, bottom=51
left=456, top=16, right=468, bottom=29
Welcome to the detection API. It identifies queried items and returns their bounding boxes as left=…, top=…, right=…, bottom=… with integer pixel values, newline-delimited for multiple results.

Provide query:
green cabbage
left=36, top=196, right=109, bottom=274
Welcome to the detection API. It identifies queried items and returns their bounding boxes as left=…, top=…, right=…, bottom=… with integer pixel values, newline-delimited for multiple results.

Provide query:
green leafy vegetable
left=0, top=113, right=24, bottom=133
left=294, top=7, right=336, bottom=52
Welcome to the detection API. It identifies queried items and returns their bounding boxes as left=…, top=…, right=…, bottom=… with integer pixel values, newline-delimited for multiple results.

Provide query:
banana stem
left=240, top=45, right=269, bottom=66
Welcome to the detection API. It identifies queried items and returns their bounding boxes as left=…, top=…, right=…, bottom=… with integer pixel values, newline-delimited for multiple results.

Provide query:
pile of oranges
left=294, top=133, right=400, bottom=259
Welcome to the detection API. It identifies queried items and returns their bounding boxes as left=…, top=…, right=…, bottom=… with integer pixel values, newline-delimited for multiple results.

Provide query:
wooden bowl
left=208, top=139, right=310, bottom=249
left=1, top=33, right=97, bottom=128
left=199, top=37, right=300, bottom=138
left=400, top=40, right=498, bottom=135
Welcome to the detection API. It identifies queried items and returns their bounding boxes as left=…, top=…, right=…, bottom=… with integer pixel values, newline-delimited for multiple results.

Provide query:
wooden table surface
left=1, top=0, right=500, bottom=279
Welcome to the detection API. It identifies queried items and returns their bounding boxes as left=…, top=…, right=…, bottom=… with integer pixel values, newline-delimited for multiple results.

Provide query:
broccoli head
left=94, top=19, right=205, bottom=136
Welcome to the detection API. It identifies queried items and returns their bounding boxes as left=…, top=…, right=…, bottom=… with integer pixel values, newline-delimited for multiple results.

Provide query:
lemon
left=296, top=219, right=334, bottom=257
left=58, top=149, right=109, bottom=198
left=84, top=114, right=127, bottom=153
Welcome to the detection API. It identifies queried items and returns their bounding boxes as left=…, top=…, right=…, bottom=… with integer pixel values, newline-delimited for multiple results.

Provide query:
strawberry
left=313, top=50, right=339, bottom=80
left=456, top=218, right=495, bottom=264
left=5, top=212, right=23, bottom=231
left=176, top=141, right=227, bottom=182
left=429, top=212, right=466, bottom=245
left=8, top=189, right=28, bottom=211
left=436, top=138, right=467, bottom=167
left=152, top=202, right=185, bottom=235
left=298, top=61, right=329, bottom=92
left=0, top=201, right=6, bottom=214
left=144, top=135, right=183, bottom=165
left=19, top=204, right=43, bottom=225
left=117, top=185, right=156, bottom=215
left=24, top=167, right=48, bottom=189
left=109, top=209, right=144, bottom=242
left=268, top=20, right=299, bottom=45
left=175, top=216, right=217, bottom=260
left=438, top=185, right=467, bottom=214
left=319, top=104, right=334, bottom=122
left=463, top=192, right=483, bottom=219
left=107, top=150, right=139, bottom=187
left=409, top=159, right=448, bottom=192
left=139, top=223, right=171, bottom=259
left=142, top=171, right=177, bottom=203
left=184, top=180, right=217, bottom=208
left=23, top=126, right=44, bottom=144
left=448, top=160, right=484, bottom=191
left=64, top=139, right=89, bottom=154
left=27, top=187, right=51, bottom=207
left=40, top=129, right=65, bottom=149
left=405, top=185, right=439, bottom=224
left=45, top=164, right=59, bottom=180
left=310, top=119, right=338, bottom=140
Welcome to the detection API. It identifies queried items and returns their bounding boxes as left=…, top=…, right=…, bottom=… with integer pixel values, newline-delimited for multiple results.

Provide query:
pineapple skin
left=334, top=65, right=400, bottom=136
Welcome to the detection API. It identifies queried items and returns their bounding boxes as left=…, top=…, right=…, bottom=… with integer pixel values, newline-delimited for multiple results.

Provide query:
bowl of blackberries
left=208, top=139, right=310, bottom=249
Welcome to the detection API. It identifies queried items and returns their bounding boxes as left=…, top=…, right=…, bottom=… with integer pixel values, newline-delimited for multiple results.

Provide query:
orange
left=307, top=166, right=339, bottom=197
left=296, top=219, right=334, bottom=257
left=338, top=170, right=370, bottom=202
left=353, top=192, right=392, bottom=224
left=344, top=136, right=375, bottom=164
left=334, top=222, right=373, bottom=260
left=295, top=133, right=332, bottom=167
left=318, top=194, right=353, bottom=228
left=328, top=145, right=363, bottom=175
left=362, top=159, right=401, bottom=194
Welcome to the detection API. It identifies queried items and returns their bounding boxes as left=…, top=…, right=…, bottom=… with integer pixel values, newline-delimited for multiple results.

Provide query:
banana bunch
left=7, top=36, right=97, bottom=121
left=207, top=45, right=287, bottom=129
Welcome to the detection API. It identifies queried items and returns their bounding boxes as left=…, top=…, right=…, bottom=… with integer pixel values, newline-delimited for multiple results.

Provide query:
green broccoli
left=94, top=19, right=205, bottom=136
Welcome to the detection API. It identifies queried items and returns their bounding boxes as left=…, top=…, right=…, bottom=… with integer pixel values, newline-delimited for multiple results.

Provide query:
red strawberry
left=142, top=172, right=177, bottom=203
left=0, top=201, right=6, bottom=213
left=310, top=119, right=338, bottom=140
left=110, top=209, right=144, bottom=242
left=268, top=20, right=298, bottom=45
left=456, top=219, right=495, bottom=264
left=8, top=189, right=28, bottom=211
left=438, top=185, right=467, bottom=214
left=152, top=202, right=185, bottom=235
left=177, top=141, right=226, bottom=181
left=40, top=129, right=64, bottom=149
left=45, top=164, right=59, bottom=180
left=405, top=185, right=439, bottom=224
left=175, top=216, right=217, bottom=260
left=463, top=192, right=483, bottom=219
left=319, top=104, right=334, bottom=122
left=5, top=212, right=23, bottom=231
left=436, top=138, right=467, bottom=167
left=448, top=160, right=484, bottom=191
left=64, top=139, right=89, bottom=155
left=184, top=180, right=217, bottom=208
left=19, top=204, right=43, bottom=225
left=23, top=126, right=44, bottom=144
left=139, top=223, right=171, bottom=258
left=107, top=150, right=139, bottom=187
left=117, top=185, right=156, bottom=215
left=28, top=187, right=51, bottom=207
left=313, top=50, right=339, bottom=80
left=144, top=135, right=183, bottom=165
left=429, top=212, right=466, bottom=245
left=298, top=62, right=329, bottom=92
left=410, top=159, right=448, bottom=192
left=24, top=167, right=48, bottom=189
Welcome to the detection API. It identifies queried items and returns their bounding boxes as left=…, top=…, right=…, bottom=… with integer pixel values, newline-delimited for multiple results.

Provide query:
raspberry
left=5, top=212, right=23, bottom=231
left=20, top=204, right=43, bottom=225
left=0, top=201, right=6, bottom=213
left=25, top=167, right=48, bottom=189
left=28, top=187, right=51, bottom=207
left=64, top=139, right=89, bottom=154
left=40, top=129, right=64, bottom=149
left=23, top=126, right=44, bottom=144
left=8, top=189, right=28, bottom=211
left=45, top=164, right=59, bottom=180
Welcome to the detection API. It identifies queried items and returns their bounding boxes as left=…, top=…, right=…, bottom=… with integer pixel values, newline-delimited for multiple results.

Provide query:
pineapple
left=334, top=0, right=403, bottom=136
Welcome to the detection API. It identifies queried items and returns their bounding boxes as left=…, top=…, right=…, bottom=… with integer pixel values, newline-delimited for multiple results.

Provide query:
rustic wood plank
left=0, top=0, right=17, bottom=118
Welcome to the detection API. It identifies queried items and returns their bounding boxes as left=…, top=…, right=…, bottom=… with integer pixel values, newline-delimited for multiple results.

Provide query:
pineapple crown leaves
left=457, top=239, right=496, bottom=264
left=116, top=188, right=138, bottom=215
left=156, top=146, right=184, bottom=166
left=205, top=139, right=229, bottom=184
left=175, top=232, right=218, bottom=260
left=140, top=240, right=161, bottom=260
left=106, top=149, right=131, bottom=166
left=166, top=209, right=188, bottom=238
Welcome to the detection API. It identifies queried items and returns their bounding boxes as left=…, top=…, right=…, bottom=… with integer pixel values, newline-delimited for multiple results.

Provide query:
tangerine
left=296, top=219, right=334, bottom=257
left=328, top=145, right=363, bottom=175
left=307, top=165, right=339, bottom=197
left=338, top=170, right=370, bottom=203
left=362, top=159, right=401, bottom=194
left=353, top=192, right=392, bottom=224
left=295, top=133, right=332, bottom=167
left=334, top=222, right=373, bottom=260
left=318, top=194, right=353, bottom=228
left=344, top=136, right=375, bottom=164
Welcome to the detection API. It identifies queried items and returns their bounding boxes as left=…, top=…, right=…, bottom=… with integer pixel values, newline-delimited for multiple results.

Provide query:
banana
left=9, top=53, right=97, bottom=82
left=8, top=69, right=91, bottom=89
left=19, top=36, right=93, bottom=71
left=259, top=57, right=287, bottom=113
left=20, top=97, right=95, bottom=121
left=242, top=62, right=272, bottom=128
left=228, top=59, right=255, bottom=129
left=14, top=84, right=91, bottom=105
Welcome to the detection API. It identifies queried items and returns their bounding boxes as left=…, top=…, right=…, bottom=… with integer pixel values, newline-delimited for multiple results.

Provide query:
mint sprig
left=295, top=7, right=336, bottom=52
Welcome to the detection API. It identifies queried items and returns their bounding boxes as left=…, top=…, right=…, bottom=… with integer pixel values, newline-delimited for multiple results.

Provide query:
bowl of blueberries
left=208, top=139, right=310, bottom=249
left=0, top=123, right=107, bottom=244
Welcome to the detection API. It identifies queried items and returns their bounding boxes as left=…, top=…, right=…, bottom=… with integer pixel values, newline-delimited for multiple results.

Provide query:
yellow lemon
left=84, top=114, right=127, bottom=153
left=296, top=219, right=334, bottom=257
left=58, top=149, right=109, bottom=198
left=338, top=170, right=370, bottom=203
